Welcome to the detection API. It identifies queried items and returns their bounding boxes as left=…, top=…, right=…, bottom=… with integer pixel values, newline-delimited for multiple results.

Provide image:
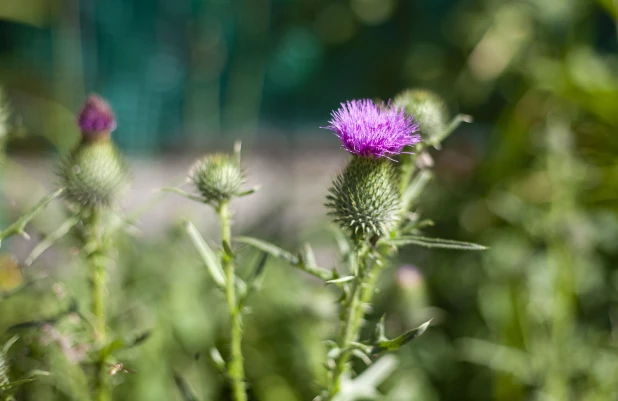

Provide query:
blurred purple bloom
left=78, top=94, right=116, bottom=134
left=397, top=265, right=423, bottom=289
left=324, top=99, right=421, bottom=158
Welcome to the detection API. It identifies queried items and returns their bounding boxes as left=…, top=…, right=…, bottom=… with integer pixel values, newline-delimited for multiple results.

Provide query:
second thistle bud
left=189, top=153, right=245, bottom=206
left=394, top=89, right=448, bottom=142
left=58, top=95, right=128, bottom=211
left=326, top=156, right=401, bottom=242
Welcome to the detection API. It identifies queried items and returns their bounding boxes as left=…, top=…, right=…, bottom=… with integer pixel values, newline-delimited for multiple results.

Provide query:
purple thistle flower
left=324, top=99, right=421, bottom=159
left=77, top=94, right=116, bottom=136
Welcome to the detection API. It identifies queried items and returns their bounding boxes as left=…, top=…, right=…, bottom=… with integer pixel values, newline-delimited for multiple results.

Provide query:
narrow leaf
left=402, top=170, right=433, bottom=211
left=387, top=235, right=487, bottom=251
left=430, top=113, right=473, bottom=149
left=209, top=347, right=226, bottom=373
left=185, top=221, right=226, bottom=288
left=2, top=335, right=19, bottom=353
left=124, top=331, right=151, bottom=349
left=235, top=236, right=334, bottom=281
left=163, top=187, right=205, bottom=204
left=237, top=186, right=260, bottom=197
left=24, top=215, right=80, bottom=266
left=235, top=236, right=299, bottom=264
left=326, top=276, right=356, bottom=284
left=0, top=188, right=64, bottom=245
left=458, top=338, right=533, bottom=384
left=373, top=320, right=431, bottom=354
left=173, top=372, right=200, bottom=401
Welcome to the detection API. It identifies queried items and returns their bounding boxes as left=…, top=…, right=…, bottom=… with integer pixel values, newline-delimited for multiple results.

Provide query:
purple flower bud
left=77, top=94, right=116, bottom=138
left=324, top=99, right=421, bottom=159
left=397, top=265, right=423, bottom=289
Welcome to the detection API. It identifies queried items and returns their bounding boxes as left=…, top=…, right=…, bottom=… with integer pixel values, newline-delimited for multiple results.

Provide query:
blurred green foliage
left=1, top=0, right=618, bottom=400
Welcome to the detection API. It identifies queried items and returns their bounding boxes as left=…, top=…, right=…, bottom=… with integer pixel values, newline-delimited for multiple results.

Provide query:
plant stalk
left=85, top=210, right=110, bottom=401
left=328, top=248, right=382, bottom=399
left=217, top=201, right=247, bottom=401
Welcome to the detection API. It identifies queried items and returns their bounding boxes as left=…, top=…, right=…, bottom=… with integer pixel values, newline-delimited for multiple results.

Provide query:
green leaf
left=332, top=355, right=399, bottom=401
left=185, top=221, right=226, bottom=288
left=173, top=372, right=200, bottom=401
left=123, top=331, right=151, bottom=349
left=0, top=378, right=36, bottom=391
left=237, top=186, right=260, bottom=197
left=209, top=347, right=226, bottom=373
left=429, top=113, right=473, bottom=149
left=0, top=188, right=64, bottom=246
left=401, top=170, right=433, bottom=211
left=235, top=236, right=334, bottom=281
left=386, top=235, right=487, bottom=251
left=162, top=187, right=205, bottom=204
left=24, top=214, right=80, bottom=266
left=330, top=226, right=351, bottom=257
left=326, top=276, right=356, bottom=284
left=248, top=252, right=268, bottom=284
left=2, top=335, right=19, bottom=353
left=373, top=320, right=431, bottom=354
left=458, top=338, right=533, bottom=384
left=235, top=236, right=299, bottom=264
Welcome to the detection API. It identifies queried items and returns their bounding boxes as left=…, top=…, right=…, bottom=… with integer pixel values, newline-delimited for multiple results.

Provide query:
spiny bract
left=189, top=153, right=245, bottom=205
left=58, top=140, right=129, bottom=210
left=394, top=89, right=448, bottom=140
left=326, top=156, right=401, bottom=242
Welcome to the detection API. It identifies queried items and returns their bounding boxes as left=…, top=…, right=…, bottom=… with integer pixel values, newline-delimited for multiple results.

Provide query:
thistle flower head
left=189, top=153, right=245, bottom=206
left=326, top=156, right=401, bottom=242
left=58, top=96, right=128, bottom=211
left=324, top=99, right=420, bottom=159
left=78, top=94, right=116, bottom=139
left=393, top=90, right=448, bottom=140
left=58, top=141, right=129, bottom=211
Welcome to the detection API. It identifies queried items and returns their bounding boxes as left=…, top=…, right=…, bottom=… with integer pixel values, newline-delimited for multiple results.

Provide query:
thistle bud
left=58, top=95, right=128, bottom=211
left=189, top=153, right=245, bottom=205
left=326, top=156, right=401, bottom=242
left=393, top=89, right=448, bottom=142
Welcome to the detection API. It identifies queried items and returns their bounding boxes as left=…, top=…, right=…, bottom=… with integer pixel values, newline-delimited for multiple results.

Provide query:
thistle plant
left=238, top=90, right=482, bottom=400
left=165, top=144, right=256, bottom=401
left=54, top=94, right=129, bottom=401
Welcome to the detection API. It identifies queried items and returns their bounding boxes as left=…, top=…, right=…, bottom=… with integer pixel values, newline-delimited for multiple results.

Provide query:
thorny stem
left=217, top=201, right=247, bottom=401
left=328, top=246, right=383, bottom=399
left=85, top=210, right=110, bottom=401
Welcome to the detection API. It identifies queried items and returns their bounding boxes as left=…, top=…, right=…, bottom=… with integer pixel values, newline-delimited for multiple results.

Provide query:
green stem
left=217, top=202, right=247, bottom=401
left=328, top=248, right=382, bottom=399
left=85, top=210, right=110, bottom=401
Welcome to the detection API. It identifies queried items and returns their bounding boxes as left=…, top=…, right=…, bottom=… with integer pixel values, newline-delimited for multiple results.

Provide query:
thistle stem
left=217, top=201, right=247, bottom=401
left=328, top=248, right=382, bottom=399
left=85, top=210, right=110, bottom=401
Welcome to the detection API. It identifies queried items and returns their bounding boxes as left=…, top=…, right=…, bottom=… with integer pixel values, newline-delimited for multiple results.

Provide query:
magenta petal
left=323, top=99, right=421, bottom=158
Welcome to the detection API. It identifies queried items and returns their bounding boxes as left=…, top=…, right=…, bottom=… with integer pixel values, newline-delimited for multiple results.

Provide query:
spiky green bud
left=189, top=153, right=245, bottom=205
left=394, top=89, right=448, bottom=141
left=326, top=156, right=401, bottom=242
left=58, top=140, right=129, bottom=211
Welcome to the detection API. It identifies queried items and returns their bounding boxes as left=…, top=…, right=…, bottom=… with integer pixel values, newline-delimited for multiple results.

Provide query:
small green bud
left=58, top=140, right=129, bottom=211
left=326, top=156, right=401, bottom=242
left=189, top=153, right=245, bottom=205
left=394, top=89, right=448, bottom=141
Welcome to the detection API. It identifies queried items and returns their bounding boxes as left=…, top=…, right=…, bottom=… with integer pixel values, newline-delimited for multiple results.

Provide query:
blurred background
left=1, top=0, right=618, bottom=400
